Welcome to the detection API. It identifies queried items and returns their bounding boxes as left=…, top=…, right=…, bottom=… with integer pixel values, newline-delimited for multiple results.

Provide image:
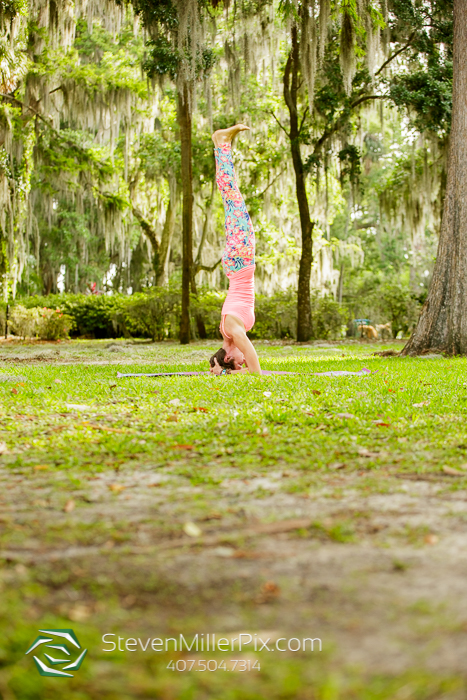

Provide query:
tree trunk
left=190, top=180, right=216, bottom=340
left=156, top=172, right=177, bottom=287
left=132, top=206, right=160, bottom=278
left=402, top=0, right=467, bottom=356
left=195, top=179, right=216, bottom=268
left=178, top=83, right=193, bottom=345
left=338, top=262, right=344, bottom=304
left=283, top=24, right=314, bottom=342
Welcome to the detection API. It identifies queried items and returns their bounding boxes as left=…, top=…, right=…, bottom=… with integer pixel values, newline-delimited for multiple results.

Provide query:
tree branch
left=310, top=32, right=416, bottom=160
left=255, top=168, right=286, bottom=198
left=313, top=94, right=387, bottom=156
left=0, top=93, right=110, bottom=173
left=1, top=93, right=62, bottom=136
left=282, top=51, right=296, bottom=124
left=194, top=258, right=222, bottom=274
left=270, top=110, right=290, bottom=138
left=298, top=105, right=309, bottom=135
left=374, top=32, right=416, bottom=77
left=350, top=94, right=387, bottom=110
left=132, top=206, right=159, bottom=252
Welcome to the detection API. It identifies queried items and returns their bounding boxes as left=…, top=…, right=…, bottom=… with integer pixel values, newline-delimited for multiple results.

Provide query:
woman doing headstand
left=209, top=124, right=262, bottom=376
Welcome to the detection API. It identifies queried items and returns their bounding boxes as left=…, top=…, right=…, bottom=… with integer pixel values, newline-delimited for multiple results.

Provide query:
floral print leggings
left=214, top=143, right=255, bottom=278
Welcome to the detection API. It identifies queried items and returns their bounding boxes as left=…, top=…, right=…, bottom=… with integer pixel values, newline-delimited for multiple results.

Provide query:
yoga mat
left=116, top=368, right=373, bottom=378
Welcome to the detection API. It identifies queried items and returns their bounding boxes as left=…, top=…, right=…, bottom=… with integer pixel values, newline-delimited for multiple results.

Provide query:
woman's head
left=209, top=346, right=244, bottom=371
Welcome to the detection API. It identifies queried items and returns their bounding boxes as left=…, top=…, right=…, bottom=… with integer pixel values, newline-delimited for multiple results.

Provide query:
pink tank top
left=220, top=265, right=255, bottom=339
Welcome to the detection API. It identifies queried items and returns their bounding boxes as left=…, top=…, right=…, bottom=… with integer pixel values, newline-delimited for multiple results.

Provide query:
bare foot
left=212, top=124, right=250, bottom=147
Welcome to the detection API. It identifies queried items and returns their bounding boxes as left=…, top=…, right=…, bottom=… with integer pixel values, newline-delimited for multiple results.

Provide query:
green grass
left=1, top=343, right=467, bottom=477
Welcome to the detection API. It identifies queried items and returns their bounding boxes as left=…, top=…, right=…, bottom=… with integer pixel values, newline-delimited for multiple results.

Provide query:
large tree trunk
left=132, top=206, right=160, bottom=276
left=402, top=0, right=467, bottom=356
left=283, top=24, right=314, bottom=342
left=156, top=172, right=177, bottom=287
left=132, top=173, right=177, bottom=287
left=178, top=83, right=193, bottom=345
left=190, top=180, right=216, bottom=340
left=194, top=179, right=216, bottom=269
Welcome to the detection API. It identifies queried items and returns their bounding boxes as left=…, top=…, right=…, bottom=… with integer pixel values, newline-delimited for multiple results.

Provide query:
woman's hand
left=210, top=357, right=223, bottom=375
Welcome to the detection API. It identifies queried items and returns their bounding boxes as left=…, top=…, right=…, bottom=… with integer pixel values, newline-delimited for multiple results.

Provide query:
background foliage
left=0, top=0, right=452, bottom=340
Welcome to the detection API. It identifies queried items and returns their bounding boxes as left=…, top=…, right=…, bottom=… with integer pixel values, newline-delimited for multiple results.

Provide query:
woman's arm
left=224, top=315, right=261, bottom=374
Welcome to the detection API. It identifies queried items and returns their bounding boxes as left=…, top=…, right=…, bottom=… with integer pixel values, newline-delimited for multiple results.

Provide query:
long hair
left=209, top=347, right=235, bottom=370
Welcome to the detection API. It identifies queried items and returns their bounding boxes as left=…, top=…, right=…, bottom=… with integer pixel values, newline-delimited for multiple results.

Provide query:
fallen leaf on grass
left=201, top=512, right=222, bottom=521
left=11, top=387, right=18, bottom=395
left=83, top=422, right=128, bottom=434
left=183, top=522, right=202, bottom=538
left=34, top=465, right=49, bottom=471
left=67, top=604, right=91, bottom=622
left=329, top=462, right=346, bottom=470
left=312, top=390, right=321, bottom=396
left=166, top=414, right=179, bottom=422
left=257, top=581, right=280, bottom=603
left=413, top=401, right=430, bottom=408
left=192, top=407, right=209, bottom=413
left=169, top=398, right=181, bottom=406
left=232, top=550, right=270, bottom=559
left=373, top=420, right=390, bottom=427
left=63, top=499, right=75, bottom=513
left=54, top=379, right=63, bottom=384
left=171, top=444, right=194, bottom=451
left=358, top=448, right=380, bottom=458
left=211, top=546, right=236, bottom=558
left=109, top=384, right=117, bottom=389
left=442, top=466, right=466, bottom=476
left=336, top=413, right=355, bottom=420
left=108, top=484, right=126, bottom=493
left=424, top=533, right=439, bottom=545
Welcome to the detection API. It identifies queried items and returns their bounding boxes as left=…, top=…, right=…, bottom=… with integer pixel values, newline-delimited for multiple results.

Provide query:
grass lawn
left=1, top=339, right=467, bottom=699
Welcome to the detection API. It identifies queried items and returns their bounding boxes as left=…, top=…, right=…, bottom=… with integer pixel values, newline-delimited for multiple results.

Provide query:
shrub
left=190, top=290, right=225, bottom=339
left=114, top=288, right=181, bottom=341
left=14, top=288, right=348, bottom=341
left=9, top=305, right=72, bottom=340
left=10, top=305, right=39, bottom=338
left=36, top=308, right=73, bottom=340
left=0, top=302, right=5, bottom=336
left=21, top=294, right=121, bottom=338
left=378, top=284, right=421, bottom=338
left=250, top=291, right=297, bottom=339
left=311, top=293, right=347, bottom=340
